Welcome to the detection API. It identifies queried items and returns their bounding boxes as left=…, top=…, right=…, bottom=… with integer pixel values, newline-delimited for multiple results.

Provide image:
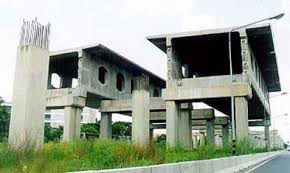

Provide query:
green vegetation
left=44, top=124, right=63, bottom=142
left=0, top=139, right=268, bottom=173
left=0, top=97, right=10, bottom=142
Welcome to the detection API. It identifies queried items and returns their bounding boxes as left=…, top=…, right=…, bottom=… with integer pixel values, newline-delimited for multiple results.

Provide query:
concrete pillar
left=265, top=125, right=270, bottom=151
left=179, top=106, right=193, bottom=148
left=60, top=76, right=72, bottom=88
left=199, top=132, right=206, bottom=146
left=63, top=106, right=82, bottom=141
left=166, top=101, right=181, bottom=147
left=193, top=135, right=198, bottom=148
left=222, top=124, right=229, bottom=147
left=235, top=97, right=249, bottom=140
left=9, top=45, right=50, bottom=149
left=132, top=75, right=150, bottom=146
left=166, top=38, right=182, bottom=81
left=206, top=118, right=215, bottom=145
left=47, top=71, right=53, bottom=89
left=100, top=112, right=112, bottom=139
left=150, top=128, right=154, bottom=141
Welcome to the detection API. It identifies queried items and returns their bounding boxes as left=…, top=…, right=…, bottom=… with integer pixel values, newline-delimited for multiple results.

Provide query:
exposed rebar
left=19, top=18, right=51, bottom=49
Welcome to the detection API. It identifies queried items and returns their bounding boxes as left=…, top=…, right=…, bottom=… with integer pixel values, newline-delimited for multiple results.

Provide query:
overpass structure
left=9, top=19, right=280, bottom=150
left=147, top=23, right=281, bottom=147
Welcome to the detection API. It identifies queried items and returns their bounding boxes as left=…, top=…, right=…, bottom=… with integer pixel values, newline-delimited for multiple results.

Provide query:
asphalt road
left=250, top=152, right=290, bottom=173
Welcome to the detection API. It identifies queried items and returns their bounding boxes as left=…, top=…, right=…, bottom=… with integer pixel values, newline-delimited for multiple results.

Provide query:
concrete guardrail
left=74, top=151, right=282, bottom=173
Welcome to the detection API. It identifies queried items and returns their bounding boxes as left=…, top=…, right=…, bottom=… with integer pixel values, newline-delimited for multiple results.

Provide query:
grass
left=0, top=139, right=268, bottom=173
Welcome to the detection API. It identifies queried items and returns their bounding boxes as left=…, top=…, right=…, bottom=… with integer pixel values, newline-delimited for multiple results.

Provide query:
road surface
left=250, top=152, right=290, bottom=173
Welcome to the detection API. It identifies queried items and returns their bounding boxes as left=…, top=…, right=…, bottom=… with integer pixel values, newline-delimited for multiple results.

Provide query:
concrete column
left=206, top=118, right=215, bottom=145
left=193, top=135, right=198, bottom=148
left=179, top=105, right=193, bottom=148
left=265, top=125, right=270, bottom=151
left=100, top=112, right=112, bottom=139
left=166, top=101, right=181, bottom=147
left=63, top=106, right=82, bottom=141
left=9, top=46, right=50, bottom=149
left=235, top=97, right=249, bottom=140
left=222, top=124, right=229, bottom=147
left=60, top=76, right=72, bottom=88
left=166, top=37, right=182, bottom=81
left=132, top=75, right=150, bottom=146
left=47, top=71, right=53, bottom=89
left=150, top=128, right=154, bottom=141
left=199, top=132, right=206, bottom=146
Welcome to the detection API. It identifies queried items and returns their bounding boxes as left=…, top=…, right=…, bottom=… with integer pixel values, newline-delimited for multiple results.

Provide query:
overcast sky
left=0, top=0, right=289, bottom=142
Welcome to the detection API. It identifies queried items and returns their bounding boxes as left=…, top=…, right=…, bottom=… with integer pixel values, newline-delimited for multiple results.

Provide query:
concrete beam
left=152, top=124, right=223, bottom=130
left=162, top=76, right=252, bottom=101
left=46, top=88, right=86, bottom=108
left=99, top=97, right=166, bottom=113
left=249, top=120, right=271, bottom=126
left=150, top=109, right=214, bottom=122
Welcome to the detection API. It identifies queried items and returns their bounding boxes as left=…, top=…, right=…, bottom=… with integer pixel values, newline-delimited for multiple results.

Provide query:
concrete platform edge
left=71, top=151, right=283, bottom=173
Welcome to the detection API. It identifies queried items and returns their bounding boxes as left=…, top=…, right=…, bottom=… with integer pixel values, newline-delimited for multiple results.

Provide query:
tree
left=0, top=97, right=10, bottom=142
left=112, top=121, right=131, bottom=139
left=44, top=124, right=63, bottom=142
left=81, top=123, right=100, bottom=139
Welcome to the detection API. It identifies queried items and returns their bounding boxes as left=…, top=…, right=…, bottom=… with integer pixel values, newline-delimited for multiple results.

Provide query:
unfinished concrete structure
left=152, top=116, right=230, bottom=147
left=10, top=18, right=281, bottom=150
left=147, top=24, right=281, bottom=146
left=99, top=95, right=230, bottom=148
left=46, top=44, right=165, bottom=142
left=9, top=19, right=51, bottom=149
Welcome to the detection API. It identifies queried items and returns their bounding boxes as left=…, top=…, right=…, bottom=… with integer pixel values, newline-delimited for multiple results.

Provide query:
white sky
left=0, top=0, right=289, bottom=142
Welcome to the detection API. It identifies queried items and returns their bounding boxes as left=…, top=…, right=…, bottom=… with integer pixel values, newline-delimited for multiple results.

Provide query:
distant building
left=45, top=107, right=97, bottom=128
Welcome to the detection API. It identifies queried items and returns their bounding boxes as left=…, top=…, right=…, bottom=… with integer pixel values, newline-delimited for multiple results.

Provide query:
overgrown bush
left=0, top=138, right=270, bottom=173
left=44, top=124, right=63, bottom=142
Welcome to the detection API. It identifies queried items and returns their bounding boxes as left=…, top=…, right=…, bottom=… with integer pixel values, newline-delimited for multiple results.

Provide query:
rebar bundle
left=19, top=18, right=51, bottom=49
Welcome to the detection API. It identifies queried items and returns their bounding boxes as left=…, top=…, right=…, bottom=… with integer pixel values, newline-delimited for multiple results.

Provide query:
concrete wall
left=74, top=151, right=282, bottom=173
left=79, top=51, right=133, bottom=100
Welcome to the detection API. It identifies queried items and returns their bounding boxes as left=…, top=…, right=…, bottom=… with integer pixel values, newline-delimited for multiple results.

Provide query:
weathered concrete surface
left=265, top=125, right=270, bottom=151
left=235, top=97, right=249, bottom=140
left=166, top=101, right=180, bottom=147
left=99, top=97, right=165, bottom=113
left=152, top=124, right=223, bottom=130
left=63, top=106, right=83, bottom=141
left=46, top=93, right=86, bottom=109
left=151, top=116, right=228, bottom=129
left=50, top=44, right=165, bottom=106
left=9, top=46, right=50, bottom=149
left=206, top=119, right=215, bottom=145
left=147, top=24, right=280, bottom=122
left=178, top=104, right=192, bottom=148
left=132, top=76, right=150, bottom=146
left=249, top=120, right=271, bottom=126
left=100, top=112, right=112, bottom=139
left=222, top=124, right=229, bottom=146
left=162, top=76, right=252, bottom=101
